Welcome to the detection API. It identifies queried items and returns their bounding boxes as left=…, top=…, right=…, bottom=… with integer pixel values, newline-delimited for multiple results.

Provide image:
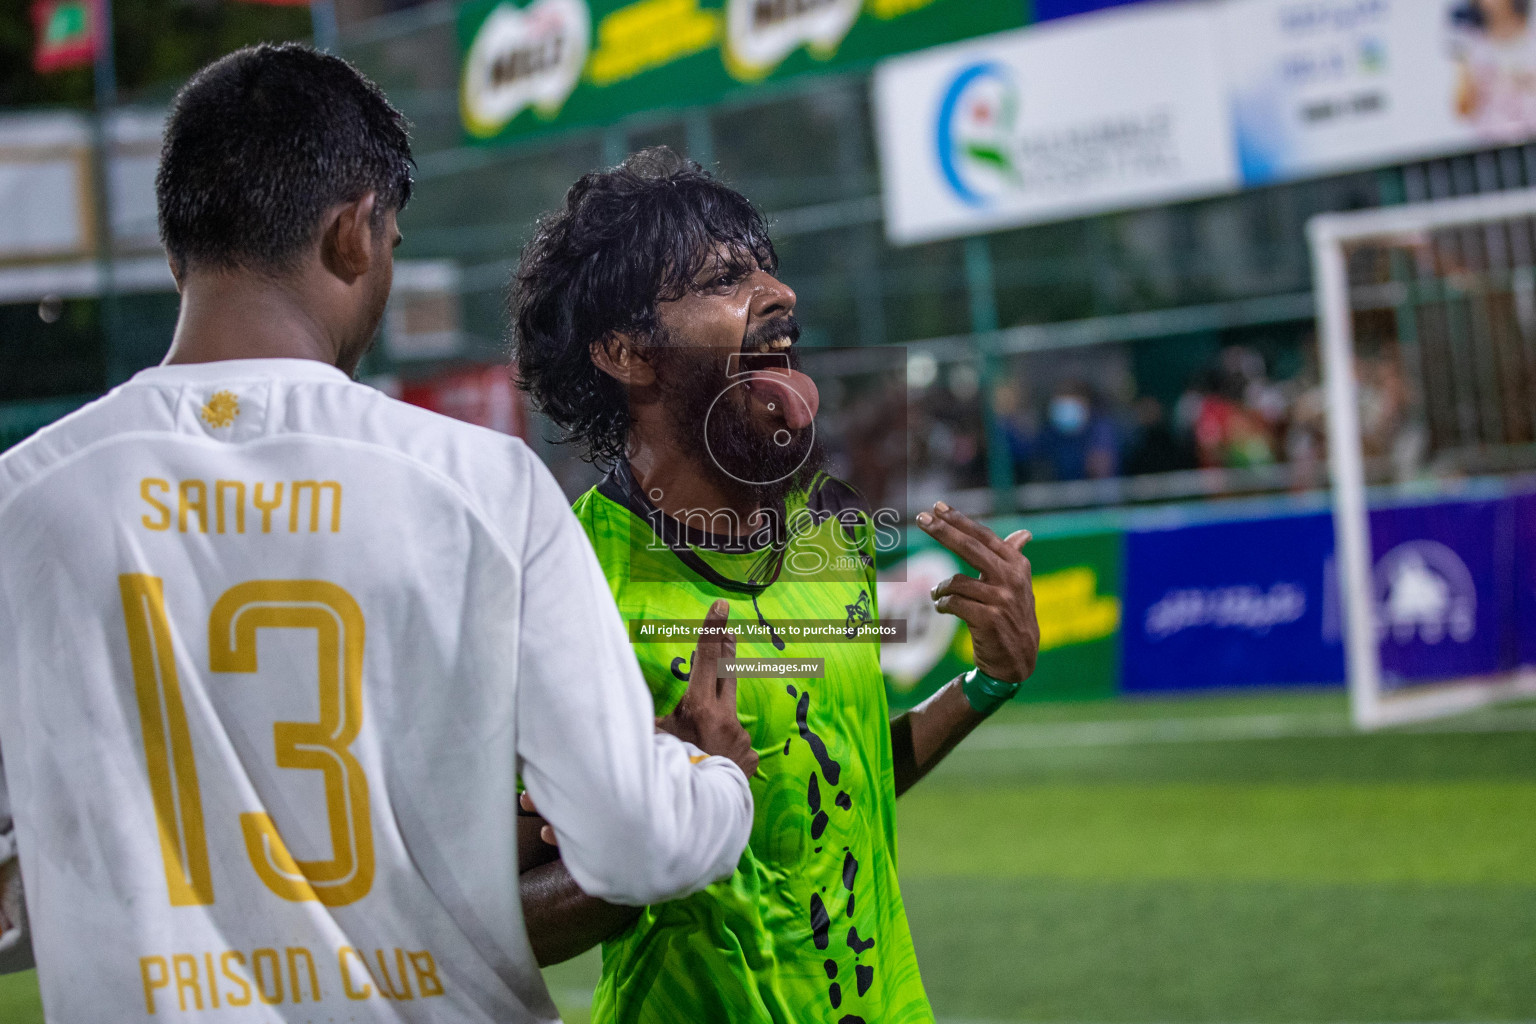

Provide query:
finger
left=933, top=593, right=992, bottom=622
left=1003, top=529, right=1033, bottom=552
left=936, top=502, right=1021, bottom=562
left=1002, top=531, right=1034, bottom=582
left=916, top=508, right=1003, bottom=575
left=540, top=824, right=559, bottom=848
left=931, top=573, right=1001, bottom=604
left=718, top=630, right=738, bottom=705
left=519, top=791, right=537, bottom=815
left=688, top=599, right=730, bottom=701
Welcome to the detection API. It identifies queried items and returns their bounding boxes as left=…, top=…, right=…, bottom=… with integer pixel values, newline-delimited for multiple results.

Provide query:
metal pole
left=1309, top=218, right=1382, bottom=731
left=831, top=86, right=885, bottom=349
left=602, top=126, right=627, bottom=168
left=683, top=108, right=714, bottom=172
left=965, top=235, right=1015, bottom=514
left=90, top=0, right=123, bottom=381
left=310, top=0, right=339, bottom=52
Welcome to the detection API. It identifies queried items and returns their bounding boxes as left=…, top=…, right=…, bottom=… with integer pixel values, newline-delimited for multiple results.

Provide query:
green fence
left=0, top=396, right=93, bottom=453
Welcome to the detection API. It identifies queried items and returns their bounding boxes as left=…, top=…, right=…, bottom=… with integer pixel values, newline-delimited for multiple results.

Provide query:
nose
left=749, top=269, right=796, bottom=320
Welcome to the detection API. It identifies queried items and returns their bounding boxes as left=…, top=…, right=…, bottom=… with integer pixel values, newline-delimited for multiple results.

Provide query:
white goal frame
left=1308, top=190, right=1536, bottom=730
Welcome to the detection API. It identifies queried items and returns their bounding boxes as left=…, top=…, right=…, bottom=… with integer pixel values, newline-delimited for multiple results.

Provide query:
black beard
left=652, top=337, right=825, bottom=514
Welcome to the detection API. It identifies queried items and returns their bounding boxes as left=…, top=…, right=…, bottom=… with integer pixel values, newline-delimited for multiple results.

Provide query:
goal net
left=1309, top=189, right=1536, bottom=730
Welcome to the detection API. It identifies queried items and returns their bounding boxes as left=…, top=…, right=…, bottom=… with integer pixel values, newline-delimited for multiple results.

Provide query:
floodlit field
left=5, top=691, right=1535, bottom=1024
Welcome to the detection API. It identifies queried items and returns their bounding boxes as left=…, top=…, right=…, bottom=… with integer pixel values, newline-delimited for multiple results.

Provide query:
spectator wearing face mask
left=1027, top=382, right=1123, bottom=482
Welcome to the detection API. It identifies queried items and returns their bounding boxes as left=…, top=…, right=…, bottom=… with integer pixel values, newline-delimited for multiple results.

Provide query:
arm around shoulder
left=510, top=457, right=752, bottom=906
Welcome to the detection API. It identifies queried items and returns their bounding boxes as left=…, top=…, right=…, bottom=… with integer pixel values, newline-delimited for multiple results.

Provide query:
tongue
left=746, top=368, right=819, bottom=430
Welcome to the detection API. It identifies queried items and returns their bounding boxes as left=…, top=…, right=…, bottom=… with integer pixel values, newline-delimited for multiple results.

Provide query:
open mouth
left=742, top=318, right=799, bottom=355
left=733, top=317, right=818, bottom=430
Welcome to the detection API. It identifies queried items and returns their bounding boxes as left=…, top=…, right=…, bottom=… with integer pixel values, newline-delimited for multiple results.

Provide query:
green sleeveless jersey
left=571, top=465, right=933, bottom=1024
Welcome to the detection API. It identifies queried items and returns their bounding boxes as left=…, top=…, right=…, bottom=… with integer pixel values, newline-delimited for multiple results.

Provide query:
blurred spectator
left=908, top=373, right=988, bottom=510
left=1284, top=353, right=1328, bottom=491
left=1023, top=381, right=1123, bottom=481
left=843, top=378, right=908, bottom=513
left=1180, top=348, right=1281, bottom=469
left=1123, top=396, right=1196, bottom=476
left=1357, top=348, right=1412, bottom=461
left=992, top=379, right=1037, bottom=481
left=1285, top=343, right=1425, bottom=487
left=821, top=334, right=1431, bottom=514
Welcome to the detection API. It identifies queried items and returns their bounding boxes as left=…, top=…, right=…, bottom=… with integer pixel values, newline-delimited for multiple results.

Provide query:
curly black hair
left=510, top=147, right=778, bottom=465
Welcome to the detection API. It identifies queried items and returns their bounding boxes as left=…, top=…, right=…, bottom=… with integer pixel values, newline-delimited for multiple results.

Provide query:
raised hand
left=656, top=600, right=759, bottom=778
left=916, top=501, right=1040, bottom=684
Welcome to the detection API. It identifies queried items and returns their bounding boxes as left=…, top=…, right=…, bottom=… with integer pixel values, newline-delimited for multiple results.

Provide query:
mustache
left=742, top=315, right=800, bottom=351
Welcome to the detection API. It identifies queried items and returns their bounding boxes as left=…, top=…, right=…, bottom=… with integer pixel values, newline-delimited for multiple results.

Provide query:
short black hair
left=512, top=147, right=778, bottom=465
left=157, top=43, right=413, bottom=274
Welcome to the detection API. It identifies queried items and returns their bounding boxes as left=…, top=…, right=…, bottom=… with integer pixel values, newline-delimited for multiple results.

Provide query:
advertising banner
left=1032, top=0, right=1150, bottom=23
left=874, top=493, right=1531, bottom=701
left=874, top=1, right=1238, bottom=244
left=1220, top=0, right=1533, bottom=186
left=879, top=524, right=1122, bottom=707
left=875, top=0, right=1536, bottom=243
left=1364, top=498, right=1515, bottom=685
left=457, top=0, right=1023, bottom=145
left=1515, top=493, right=1536, bottom=668
left=1122, top=511, right=1341, bottom=692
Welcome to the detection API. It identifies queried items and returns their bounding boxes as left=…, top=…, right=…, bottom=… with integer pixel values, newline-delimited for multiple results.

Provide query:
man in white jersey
left=0, top=44, right=756, bottom=1022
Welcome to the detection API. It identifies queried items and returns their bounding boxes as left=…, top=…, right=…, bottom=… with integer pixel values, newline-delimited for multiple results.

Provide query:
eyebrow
left=695, top=248, right=756, bottom=278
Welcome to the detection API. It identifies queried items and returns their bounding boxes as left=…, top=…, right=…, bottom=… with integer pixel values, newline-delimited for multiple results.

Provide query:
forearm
left=890, top=676, right=987, bottom=797
left=520, top=859, right=642, bottom=966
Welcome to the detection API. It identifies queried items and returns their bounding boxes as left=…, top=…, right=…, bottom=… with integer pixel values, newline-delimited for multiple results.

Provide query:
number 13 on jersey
left=118, top=574, right=375, bottom=908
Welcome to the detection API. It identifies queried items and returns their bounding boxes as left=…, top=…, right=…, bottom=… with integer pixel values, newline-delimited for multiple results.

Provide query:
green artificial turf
left=5, top=691, right=1535, bottom=1023
left=0, top=970, right=43, bottom=1023
left=895, top=693, right=1536, bottom=1022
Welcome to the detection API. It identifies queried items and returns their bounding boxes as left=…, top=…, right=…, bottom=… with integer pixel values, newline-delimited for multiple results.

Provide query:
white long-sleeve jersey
left=0, top=358, right=752, bottom=1022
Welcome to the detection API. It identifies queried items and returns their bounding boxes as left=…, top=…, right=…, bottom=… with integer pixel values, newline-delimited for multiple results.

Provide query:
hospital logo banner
left=874, top=1, right=1238, bottom=245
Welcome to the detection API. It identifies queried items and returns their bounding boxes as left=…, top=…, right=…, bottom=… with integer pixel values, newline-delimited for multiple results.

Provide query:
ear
left=321, top=192, right=379, bottom=284
left=590, top=332, right=657, bottom=388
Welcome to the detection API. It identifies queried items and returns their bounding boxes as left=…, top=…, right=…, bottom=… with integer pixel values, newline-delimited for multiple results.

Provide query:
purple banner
left=1366, top=499, right=1516, bottom=687
left=1516, top=493, right=1536, bottom=669
left=1119, top=493, right=1533, bottom=694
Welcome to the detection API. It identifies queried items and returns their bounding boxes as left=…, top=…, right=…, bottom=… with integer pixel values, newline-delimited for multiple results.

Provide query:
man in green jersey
left=510, top=148, right=1041, bottom=1024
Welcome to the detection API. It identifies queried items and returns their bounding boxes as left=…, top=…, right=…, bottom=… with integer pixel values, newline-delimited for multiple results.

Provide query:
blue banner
left=1031, top=0, right=1148, bottom=22
left=1122, top=512, right=1341, bottom=692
